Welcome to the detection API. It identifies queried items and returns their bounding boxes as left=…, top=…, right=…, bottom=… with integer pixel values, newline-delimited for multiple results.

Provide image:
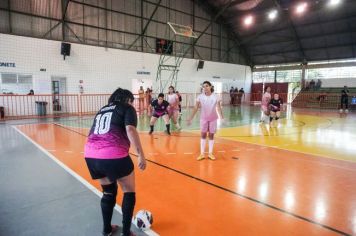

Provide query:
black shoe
left=165, top=130, right=171, bottom=135
left=149, top=130, right=153, bottom=135
left=120, top=232, right=136, bottom=236
left=102, top=225, right=119, bottom=236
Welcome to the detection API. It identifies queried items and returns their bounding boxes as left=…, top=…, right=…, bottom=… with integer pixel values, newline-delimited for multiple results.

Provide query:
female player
left=167, top=86, right=181, bottom=130
left=260, top=86, right=272, bottom=124
left=187, top=81, right=224, bottom=161
left=84, top=88, right=146, bottom=236
left=269, top=93, right=284, bottom=127
left=148, top=93, right=171, bottom=135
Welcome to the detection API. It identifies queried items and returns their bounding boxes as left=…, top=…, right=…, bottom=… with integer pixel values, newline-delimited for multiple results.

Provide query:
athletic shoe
left=176, top=124, right=182, bottom=130
left=196, top=154, right=205, bottom=161
left=120, top=232, right=136, bottom=236
left=102, top=225, right=119, bottom=236
left=149, top=130, right=153, bottom=135
left=208, top=153, right=216, bottom=160
left=165, top=130, right=171, bottom=135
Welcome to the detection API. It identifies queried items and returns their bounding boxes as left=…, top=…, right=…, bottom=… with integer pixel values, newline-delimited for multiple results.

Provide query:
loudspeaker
left=61, top=43, right=71, bottom=56
left=197, top=60, right=204, bottom=69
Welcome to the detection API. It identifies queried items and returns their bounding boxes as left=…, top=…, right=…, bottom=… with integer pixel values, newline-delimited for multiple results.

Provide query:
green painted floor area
left=56, top=105, right=265, bottom=132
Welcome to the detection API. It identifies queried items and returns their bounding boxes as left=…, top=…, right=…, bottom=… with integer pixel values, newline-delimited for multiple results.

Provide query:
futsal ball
left=133, top=210, right=153, bottom=231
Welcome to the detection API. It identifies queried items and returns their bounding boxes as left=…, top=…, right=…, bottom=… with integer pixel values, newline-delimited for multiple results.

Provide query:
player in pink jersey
left=167, top=86, right=181, bottom=130
left=84, top=88, right=146, bottom=236
left=260, top=86, right=272, bottom=124
left=187, top=81, right=224, bottom=161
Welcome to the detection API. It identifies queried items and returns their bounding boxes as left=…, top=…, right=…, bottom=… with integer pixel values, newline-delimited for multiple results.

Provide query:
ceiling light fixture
left=268, top=10, right=278, bottom=20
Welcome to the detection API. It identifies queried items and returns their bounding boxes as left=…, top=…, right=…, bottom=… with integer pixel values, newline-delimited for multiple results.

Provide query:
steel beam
left=248, top=30, right=356, bottom=47
left=253, top=61, right=356, bottom=72
left=7, top=0, right=12, bottom=33
left=251, top=43, right=356, bottom=57
left=273, top=0, right=306, bottom=62
left=242, top=13, right=356, bottom=44
left=128, top=0, right=162, bottom=50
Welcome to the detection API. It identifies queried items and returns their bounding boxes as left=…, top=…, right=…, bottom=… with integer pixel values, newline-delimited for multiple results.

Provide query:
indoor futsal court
left=1, top=0, right=356, bottom=236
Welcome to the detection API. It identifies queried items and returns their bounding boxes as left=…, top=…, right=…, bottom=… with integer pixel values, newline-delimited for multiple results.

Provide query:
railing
left=1, top=92, right=353, bottom=120
left=292, top=92, right=356, bottom=109
left=0, top=94, right=79, bottom=119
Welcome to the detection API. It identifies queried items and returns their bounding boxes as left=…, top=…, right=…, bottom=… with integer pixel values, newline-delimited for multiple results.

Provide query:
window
left=307, top=67, right=356, bottom=80
left=252, top=71, right=275, bottom=83
left=276, top=70, right=302, bottom=82
left=253, top=70, right=302, bottom=83
left=1, top=73, right=33, bottom=94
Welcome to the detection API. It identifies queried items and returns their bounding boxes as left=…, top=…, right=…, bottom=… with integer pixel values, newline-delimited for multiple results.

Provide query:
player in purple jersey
left=148, top=93, right=171, bottom=135
left=84, top=88, right=146, bottom=236
left=268, top=93, right=284, bottom=127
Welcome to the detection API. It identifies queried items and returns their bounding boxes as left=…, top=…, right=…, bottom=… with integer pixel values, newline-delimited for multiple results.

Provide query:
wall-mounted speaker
left=61, top=43, right=71, bottom=59
left=197, top=60, right=204, bottom=70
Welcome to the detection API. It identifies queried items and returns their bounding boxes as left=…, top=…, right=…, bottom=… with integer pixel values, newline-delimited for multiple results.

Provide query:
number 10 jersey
left=84, top=103, right=137, bottom=159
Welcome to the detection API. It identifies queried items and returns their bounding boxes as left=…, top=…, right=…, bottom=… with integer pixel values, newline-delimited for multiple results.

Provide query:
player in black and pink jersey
left=84, top=88, right=146, bottom=236
left=269, top=93, right=284, bottom=127
left=148, top=93, right=171, bottom=135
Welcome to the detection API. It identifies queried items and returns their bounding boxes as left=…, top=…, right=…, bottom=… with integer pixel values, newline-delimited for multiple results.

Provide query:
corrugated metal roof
left=205, top=0, right=356, bottom=65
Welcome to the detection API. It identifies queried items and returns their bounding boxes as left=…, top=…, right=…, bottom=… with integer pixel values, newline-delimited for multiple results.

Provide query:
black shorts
left=85, top=156, right=134, bottom=181
left=152, top=111, right=168, bottom=118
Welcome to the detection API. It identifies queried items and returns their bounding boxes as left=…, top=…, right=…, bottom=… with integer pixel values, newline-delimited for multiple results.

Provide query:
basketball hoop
left=167, top=22, right=198, bottom=38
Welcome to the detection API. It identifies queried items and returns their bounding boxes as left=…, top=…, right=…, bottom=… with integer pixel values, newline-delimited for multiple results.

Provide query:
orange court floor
left=14, top=106, right=356, bottom=236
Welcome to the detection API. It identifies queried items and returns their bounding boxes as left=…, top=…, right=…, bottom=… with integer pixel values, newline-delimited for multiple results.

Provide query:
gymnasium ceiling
left=204, top=0, right=356, bottom=66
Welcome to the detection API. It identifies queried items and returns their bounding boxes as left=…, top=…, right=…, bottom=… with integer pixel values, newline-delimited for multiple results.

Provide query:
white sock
left=264, top=115, right=269, bottom=124
left=208, top=140, right=214, bottom=154
left=200, top=139, right=206, bottom=154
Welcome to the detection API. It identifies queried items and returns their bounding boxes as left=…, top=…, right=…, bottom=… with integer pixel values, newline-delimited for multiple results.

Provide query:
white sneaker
left=339, top=109, right=343, bottom=113
left=175, top=123, right=181, bottom=130
left=345, top=109, right=349, bottom=113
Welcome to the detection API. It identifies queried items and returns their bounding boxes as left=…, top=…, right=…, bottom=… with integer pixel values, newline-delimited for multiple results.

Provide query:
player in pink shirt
left=167, top=86, right=181, bottom=130
left=260, top=86, right=272, bottom=124
left=84, top=88, right=146, bottom=236
left=187, top=81, right=224, bottom=161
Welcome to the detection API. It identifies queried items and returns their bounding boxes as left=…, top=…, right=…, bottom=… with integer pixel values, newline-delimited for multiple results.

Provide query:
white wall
left=0, top=33, right=251, bottom=95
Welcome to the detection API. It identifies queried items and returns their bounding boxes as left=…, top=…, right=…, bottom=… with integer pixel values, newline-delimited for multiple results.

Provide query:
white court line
left=65, top=150, right=73, bottom=153
left=13, top=126, right=159, bottom=236
left=183, top=152, right=193, bottom=155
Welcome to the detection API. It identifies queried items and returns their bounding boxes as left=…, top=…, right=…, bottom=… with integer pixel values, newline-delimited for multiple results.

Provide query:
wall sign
left=0, top=62, right=16, bottom=67
left=137, top=71, right=151, bottom=75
